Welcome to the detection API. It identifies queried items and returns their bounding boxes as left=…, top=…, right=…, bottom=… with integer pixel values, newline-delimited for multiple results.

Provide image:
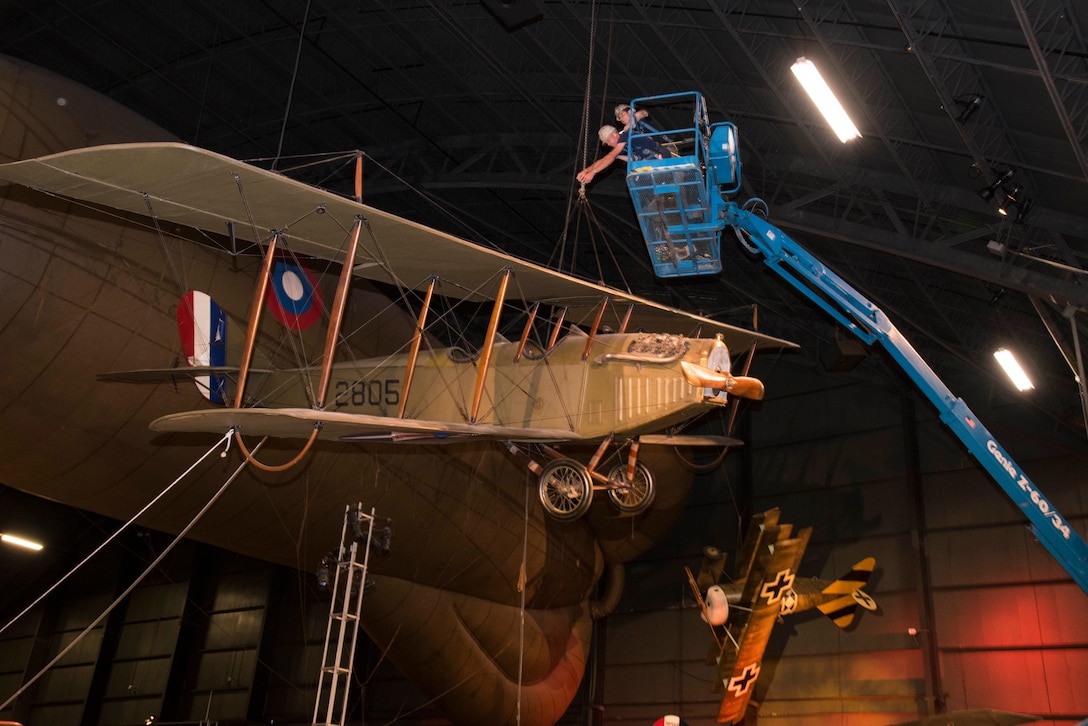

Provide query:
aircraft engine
left=703, top=584, right=729, bottom=626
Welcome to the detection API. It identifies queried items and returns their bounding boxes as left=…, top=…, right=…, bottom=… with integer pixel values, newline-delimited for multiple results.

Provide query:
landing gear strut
left=510, top=437, right=657, bottom=521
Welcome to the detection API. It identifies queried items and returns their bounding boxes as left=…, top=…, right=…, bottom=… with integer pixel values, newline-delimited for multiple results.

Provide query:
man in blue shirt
left=614, top=103, right=650, bottom=131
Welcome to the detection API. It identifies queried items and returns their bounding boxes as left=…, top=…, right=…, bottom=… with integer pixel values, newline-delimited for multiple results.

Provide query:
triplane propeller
left=0, top=142, right=794, bottom=521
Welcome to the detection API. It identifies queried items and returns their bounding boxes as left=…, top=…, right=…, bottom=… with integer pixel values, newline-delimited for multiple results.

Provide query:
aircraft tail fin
left=177, top=290, right=228, bottom=404
left=817, top=556, right=877, bottom=629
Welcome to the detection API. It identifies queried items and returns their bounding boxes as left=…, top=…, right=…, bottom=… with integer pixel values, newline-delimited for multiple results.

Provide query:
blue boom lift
left=621, top=91, right=1088, bottom=594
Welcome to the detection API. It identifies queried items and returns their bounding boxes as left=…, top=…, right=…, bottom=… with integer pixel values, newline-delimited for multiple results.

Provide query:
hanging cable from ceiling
left=553, top=0, right=635, bottom=293
left=272, top=0, right=312, bottom=171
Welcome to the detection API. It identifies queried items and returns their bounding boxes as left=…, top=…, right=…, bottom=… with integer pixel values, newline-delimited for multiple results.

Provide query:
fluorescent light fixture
left=791, top=57, right=861, bottom=143
left=1, top=532, right=44, bottom=551
left=994, top=348, right=1034, bottom=391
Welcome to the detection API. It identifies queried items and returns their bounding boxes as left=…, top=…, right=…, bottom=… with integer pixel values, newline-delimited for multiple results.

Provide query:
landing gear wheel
left=606, top=461, right=655, bottom=514
left=538, top=459, right=593, bottom=521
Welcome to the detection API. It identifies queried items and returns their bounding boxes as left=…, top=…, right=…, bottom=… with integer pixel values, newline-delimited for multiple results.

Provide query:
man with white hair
left=575, top=122, right=663, bottom=184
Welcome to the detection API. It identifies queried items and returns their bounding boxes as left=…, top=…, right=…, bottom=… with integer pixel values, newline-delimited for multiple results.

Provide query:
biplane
left=0, top=117, right=794, bottom=723
left=0, top=141, right=791, bottom=521
left=686, top=508, right=877, bottom=724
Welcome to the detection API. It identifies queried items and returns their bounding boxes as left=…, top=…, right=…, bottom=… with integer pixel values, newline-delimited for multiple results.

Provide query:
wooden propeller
left=680, top=360, right=765, bottom=401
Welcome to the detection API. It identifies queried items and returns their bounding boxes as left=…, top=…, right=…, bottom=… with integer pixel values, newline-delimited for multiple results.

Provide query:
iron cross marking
left=760, top=568, right=795, bottom=604
left=727, top=662, right=761, bottom=696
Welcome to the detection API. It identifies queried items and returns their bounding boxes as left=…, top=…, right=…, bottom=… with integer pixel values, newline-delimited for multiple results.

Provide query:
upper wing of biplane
left=0, top=142, right=795, bottom=352
left=714, top=517, right=812, bottom=725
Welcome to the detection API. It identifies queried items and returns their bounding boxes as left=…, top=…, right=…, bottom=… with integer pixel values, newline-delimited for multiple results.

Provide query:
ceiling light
left=977, top=168, right=1015, bottom=201
left=1014, top=198, right=1033, bottom=225
left=978, top=179, right=1001, bottom=202
left=1, top=532, right=44, bottom=551
left=954, top=93, right=984, bottom=123
left=790, top=57, right=861, bottom=143
left=994, top=348, right=1034, bottom=391
left=997, top=184, right=1024, bottom=217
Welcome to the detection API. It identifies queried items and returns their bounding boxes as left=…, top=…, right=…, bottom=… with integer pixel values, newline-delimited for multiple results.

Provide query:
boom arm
left=723, top=202, right=1088, bottom=595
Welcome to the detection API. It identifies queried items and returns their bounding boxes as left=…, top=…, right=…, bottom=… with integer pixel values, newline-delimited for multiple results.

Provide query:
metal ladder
left=312, top=504, right=377, bottom=726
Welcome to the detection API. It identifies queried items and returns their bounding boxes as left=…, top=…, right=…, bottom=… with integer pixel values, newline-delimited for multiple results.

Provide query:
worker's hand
left=576, top=169, right=595, bottom=183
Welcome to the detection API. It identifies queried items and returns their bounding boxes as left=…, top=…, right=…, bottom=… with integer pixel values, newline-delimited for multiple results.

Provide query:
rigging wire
left=191, top=9, right=221, bottom=146
left=143, top=192, right=188, bottom=295
left=0, top=432, right=264, bottom=712
left=273, top=0, right=312, bottom=171
left=357, top=152, right=509, bottom=255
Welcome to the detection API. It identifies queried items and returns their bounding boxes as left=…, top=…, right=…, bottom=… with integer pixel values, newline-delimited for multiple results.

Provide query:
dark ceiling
left=2, top=0, right=1088, bottom=431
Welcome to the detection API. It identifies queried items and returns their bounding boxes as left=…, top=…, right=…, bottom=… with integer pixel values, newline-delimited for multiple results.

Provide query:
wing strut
left=471, top=268, right=512, bottom=424
left=547, top=306, right=568, bottom=351
left=618, top=303, right=635, bottom=334
left=399, top=276, right=436, bottom=418
left=226, top=230, right=319, bottom=471
left=235, top=232, right=281, bottom=408
left=514, top=302, right=540, bottom=363
left=582, top=296, right=609, bottom=360
left=316, top=217, right=364, bottom=407
left=235, top=215, right=367, bottom=473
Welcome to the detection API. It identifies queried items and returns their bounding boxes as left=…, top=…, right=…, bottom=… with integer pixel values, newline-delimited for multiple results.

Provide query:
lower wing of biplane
left=0, top=142, right=796, bottom=521
left=686, top=509, right=878, bottom=724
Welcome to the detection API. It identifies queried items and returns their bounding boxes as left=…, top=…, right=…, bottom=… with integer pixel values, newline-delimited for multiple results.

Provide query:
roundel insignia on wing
left=852, top=588, right=878, bottom=611
left=779, top=586, right=798, bottom=614
left=266, top=258, right=323, bottom=330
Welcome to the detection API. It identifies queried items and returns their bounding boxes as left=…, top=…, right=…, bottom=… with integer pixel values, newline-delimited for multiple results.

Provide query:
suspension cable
left=0, top=429, right=234, bottom=637
left=0, top=433, right=265, bottom=712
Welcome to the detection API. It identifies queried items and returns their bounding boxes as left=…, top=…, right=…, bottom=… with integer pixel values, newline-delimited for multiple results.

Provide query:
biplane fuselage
left=244, top=331, right=722, bottom=440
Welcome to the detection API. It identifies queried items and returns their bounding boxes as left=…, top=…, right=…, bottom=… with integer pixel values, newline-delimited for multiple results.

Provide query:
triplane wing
left=0, top=142, right=794, bottom=521
left=714, top=519, right=812, bottom=724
